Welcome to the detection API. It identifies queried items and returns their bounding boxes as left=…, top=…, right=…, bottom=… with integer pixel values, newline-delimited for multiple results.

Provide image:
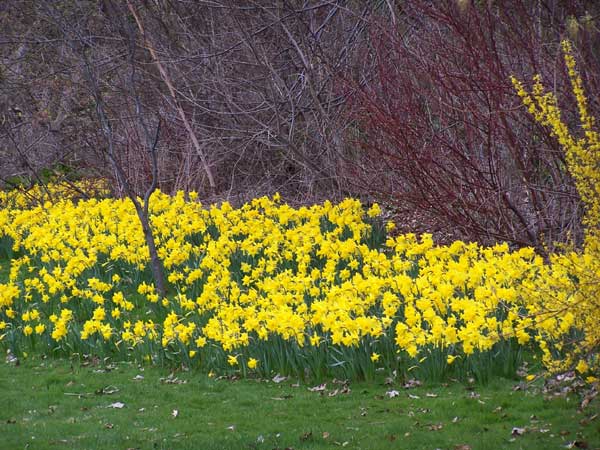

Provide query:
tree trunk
left=134, top=202, right=166, bottom=298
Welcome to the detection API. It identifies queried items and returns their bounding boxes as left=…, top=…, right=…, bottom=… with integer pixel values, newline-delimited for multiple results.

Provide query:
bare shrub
left=348, top=1, right=600, bottom=250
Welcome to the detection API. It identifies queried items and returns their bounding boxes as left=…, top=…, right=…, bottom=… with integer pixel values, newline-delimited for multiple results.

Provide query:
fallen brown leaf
left=160, top=374, right=187, bottom=385
left=272, top=374, right=287, bottom=383
left=300, top=431, right=313, bottom=441
left=580, top=390, right=598, bottom=409
left=511, top=427, right=526, bottom=436
left=403, top=379, right=422, bottom=389
left=107, top=402, right=125, bottom=409
left=96, top=385, right=119, bottom=395
left=308, top=383, right=327, bottom=392
left=579, top=413, right=598, bottom=426
left=566, top=441, right=589, bottom=449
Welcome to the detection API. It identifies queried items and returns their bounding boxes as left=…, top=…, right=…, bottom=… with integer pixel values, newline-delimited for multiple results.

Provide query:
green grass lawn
left=1, top=357, right=598, bottom=450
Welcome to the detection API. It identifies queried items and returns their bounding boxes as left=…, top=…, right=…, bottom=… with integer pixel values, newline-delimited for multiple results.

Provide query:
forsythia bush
left=512, top=40, right=600, bottom=377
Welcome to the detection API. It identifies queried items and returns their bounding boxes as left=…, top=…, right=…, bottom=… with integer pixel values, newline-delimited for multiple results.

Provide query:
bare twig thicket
left=349, top=0, right=600, bottom=251
left=2, top=1, right=599, bottom=251
left=1, top=0, right=383, bottom=204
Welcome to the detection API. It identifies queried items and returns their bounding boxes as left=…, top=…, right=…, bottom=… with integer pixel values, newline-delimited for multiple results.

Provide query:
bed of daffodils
left=0, top=184, right=597, bottom=382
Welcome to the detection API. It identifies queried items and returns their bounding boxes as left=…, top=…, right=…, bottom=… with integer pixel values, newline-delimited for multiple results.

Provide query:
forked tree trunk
left=133, top=201, right=166, bottom=298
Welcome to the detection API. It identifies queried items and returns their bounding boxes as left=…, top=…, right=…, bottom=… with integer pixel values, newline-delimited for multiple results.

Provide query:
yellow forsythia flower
left=576, top=359, right=589, bottom=374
